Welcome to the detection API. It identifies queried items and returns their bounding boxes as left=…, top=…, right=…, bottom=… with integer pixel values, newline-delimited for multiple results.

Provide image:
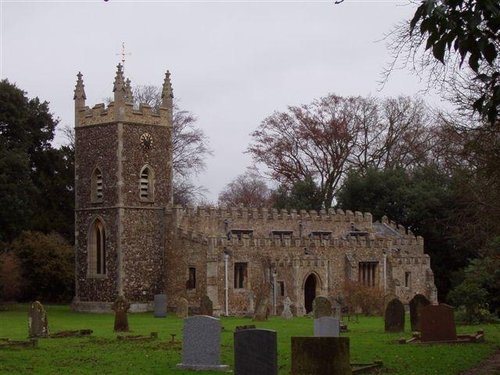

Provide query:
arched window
left=91, top=167, right=103, bottom=203
left=88, top=219, right=106, bottom=276
left=139, top=165, right=154, bottom=201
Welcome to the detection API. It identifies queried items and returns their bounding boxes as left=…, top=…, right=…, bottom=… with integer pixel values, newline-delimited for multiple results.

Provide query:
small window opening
left=405, top=272, right=411, bottom=288
left=234, top=262, right=248, bottom=289
left=278, top=281, right=285, bottom=297
left=187, top=267, right=196, bottom=289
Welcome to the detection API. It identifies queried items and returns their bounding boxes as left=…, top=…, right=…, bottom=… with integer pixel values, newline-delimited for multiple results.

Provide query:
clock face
left=140, top=133, right=153, bottom=150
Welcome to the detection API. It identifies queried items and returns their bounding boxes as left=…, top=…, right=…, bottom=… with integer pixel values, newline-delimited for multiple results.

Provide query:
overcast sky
left=1, top=0, right=447, bottom=202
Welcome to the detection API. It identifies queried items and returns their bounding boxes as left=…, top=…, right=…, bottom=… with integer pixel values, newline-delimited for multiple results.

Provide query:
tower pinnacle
left=161, top=70, right=174, bottom=108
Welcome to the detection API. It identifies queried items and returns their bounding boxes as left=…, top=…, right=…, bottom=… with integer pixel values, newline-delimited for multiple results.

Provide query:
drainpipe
left=383, top=251, right=387, bottom=293
left=223, top=250, right=229, bottom=316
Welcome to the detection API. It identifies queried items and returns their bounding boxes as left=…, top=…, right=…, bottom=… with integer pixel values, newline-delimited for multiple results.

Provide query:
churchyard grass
left=0, top=304, right=498, bottom=374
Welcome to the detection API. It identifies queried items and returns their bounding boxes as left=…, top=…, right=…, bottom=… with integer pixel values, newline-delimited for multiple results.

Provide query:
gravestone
left=176, top=297, right=189, bottom=319
left=177, top=315, right=229, bottom=371
left=28, top=301, right=49, bottom=338
left=234, top=329, right=278, bottom=375
left=384, top=298, right=405, bottom=333
left=332, top=300, right=342, bottom=320
left=281, top=297, right=293, bottom=320
left=314, top=317, right=340, bottom=337
left=291, top=337, right=351, bottom=375
left=420, top=304, right=457, bottom=342
left=199, top=295, right=213, bottom=316
left=112, top=295, right=130, bottom=332
left=253, top=296, right=269, bottom=321
left=312, top=296, right=333, bottom=319
left=409, top=294, right=430, bottom=331
left=153, top=294, right=167, bottom=318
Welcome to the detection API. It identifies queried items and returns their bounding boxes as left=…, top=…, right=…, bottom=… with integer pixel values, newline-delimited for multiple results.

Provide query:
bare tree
left=132, top=85, right=212, bottom=204
left=248, top=94, right=436, bottom=207
left=218, top=169, right=272, bottom=208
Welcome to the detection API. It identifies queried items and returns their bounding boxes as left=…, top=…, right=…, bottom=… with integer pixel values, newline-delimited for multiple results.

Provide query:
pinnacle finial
left=125, top=78, right=133, bottom=103
left=113, top=63, right=126, bottom=93
left=74, top=71, right=86, bottom=100
left=161, top=70, right=174, bottom=103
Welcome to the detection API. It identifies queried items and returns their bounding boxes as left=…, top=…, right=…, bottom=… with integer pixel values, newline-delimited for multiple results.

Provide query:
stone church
left=72, top=65, right=438, bottom=315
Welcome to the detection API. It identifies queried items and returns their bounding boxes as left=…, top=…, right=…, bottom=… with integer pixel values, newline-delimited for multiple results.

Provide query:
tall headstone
left=28, top=301, right=49, bottom=338
left=112, top=295, right=130, bottom=332
left=176, top=297, right=189, bottom=319
left=291, top=337, right=351, bottom=375
left=384, top=298, right=405, bottom=333
left=199, top=295, right=213, bottom=316
left=332, top=300, right=342, bottom=320
left=154, top=294, right=167, bottom=318
left=421, top=304, right=457, bottom=342
left=312, top=296, right=333, bottom=319
left=281, top=297, right=293, bottom=320
left=234, top=329, right=278, bottom=375
left=177, top=315, right=229, bottom=371
left=409, top=294, right=430, bottom=331
left=314, top=317, right=340, bottom=337
left=253, top=296, right=269, bottom=321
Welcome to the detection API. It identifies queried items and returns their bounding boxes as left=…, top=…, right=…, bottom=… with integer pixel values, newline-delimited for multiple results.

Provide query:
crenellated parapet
left=74, top=64, right=172, bottom=128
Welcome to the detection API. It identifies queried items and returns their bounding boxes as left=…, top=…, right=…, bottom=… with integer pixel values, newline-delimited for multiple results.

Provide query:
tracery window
left=88, top=219, right=106, bottom=277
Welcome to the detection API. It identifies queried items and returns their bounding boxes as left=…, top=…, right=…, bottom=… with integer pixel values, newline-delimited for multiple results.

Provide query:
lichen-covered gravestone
left=409, top=294, right=430, bottom=331
left=384, top=298, right=405, bottom=333
left=281, top=297, right=293, bottom=320
left=199, top=295, right=213, bottom=316
left=312, top=296, right=333, bottom=319
left=177, top=315, right=229, bottom=371
left=253, top=296, right=270, bottom=321
left=112, top=295, right=130, bottom=332
left=176, top=297, right=189, bottom=318
left=28, top=301, right=49, bottom=338
left=291, top=337, right=351, bottom=375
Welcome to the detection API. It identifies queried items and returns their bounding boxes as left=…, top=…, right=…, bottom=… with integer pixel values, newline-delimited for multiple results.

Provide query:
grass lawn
left=0, top=304, right=499, bottom=374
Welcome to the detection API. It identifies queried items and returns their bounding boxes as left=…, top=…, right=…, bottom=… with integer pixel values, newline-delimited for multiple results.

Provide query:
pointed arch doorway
left=304, top=273, right=317, bottom=313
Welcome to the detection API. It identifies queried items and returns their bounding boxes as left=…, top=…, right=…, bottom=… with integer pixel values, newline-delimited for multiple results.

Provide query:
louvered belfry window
left=91, top=168, right=103, bottom=203
left=139, top=165, right=154, bottom=201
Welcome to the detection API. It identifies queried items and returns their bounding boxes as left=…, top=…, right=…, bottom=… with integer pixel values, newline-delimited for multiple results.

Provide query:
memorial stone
left=253, top=296, right=269, bottom=321
left=291, top=337, right=351, bottom=375
left=314, top=317, right=340, bottom=337
left=28, top=301, right=49, bottom=338
left=199, top=295, right=213, bottom=316
left=176, top=297, right=189, bottom=319
left=177, top=315, right=229, bottom=371
left=112, top=295, right=130, bottom=332
left=234, top=329, right=277, bottom=375
left=153, top=294, right=167, bottom=318
left=312, top=296, right=333, bottom=319
left=384, top=298, right=405, bottom=333
left=421, top=304, right=457, bottom=342
left=281, top=297, right=293, bottom=320
left=409, top=294, right=430, bottom=331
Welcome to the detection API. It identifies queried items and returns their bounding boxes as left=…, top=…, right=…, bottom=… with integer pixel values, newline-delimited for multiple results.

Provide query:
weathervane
left=116, top=42, right=132, bottom=70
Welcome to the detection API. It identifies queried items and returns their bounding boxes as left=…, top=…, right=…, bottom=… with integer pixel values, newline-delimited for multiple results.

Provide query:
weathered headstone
left=176, top=297, right=189, bottom=319
left=28, top=301, right=49, bottom=338
left=420, top=304, right=457, bottom=342
left=153, top=294, right=167, bottom=318
left=332, top=300, right=342, bottom=320
left=199, top=295, right=213, bottom=316
left=281, top=297, right=293, bottom=320
left=253, top=296, right=269, bottom=321
left=112, top=295, right=130, bottom=332
left=314, top=317, right=340, bottom=337
left=291, top=337, right=351, bottom=375
left=409, top=294, right=430, bottom=331
left=312, top=296, right=333, bottom=319
left=234, top=329, right=278, bottom=375
left=177, top=315, right=229, bottom=371
left=384, top=298, right=405, bottom=333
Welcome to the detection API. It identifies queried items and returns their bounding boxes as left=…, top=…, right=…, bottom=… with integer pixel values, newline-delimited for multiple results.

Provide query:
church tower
left=72, top=65, right=174, bottom=312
